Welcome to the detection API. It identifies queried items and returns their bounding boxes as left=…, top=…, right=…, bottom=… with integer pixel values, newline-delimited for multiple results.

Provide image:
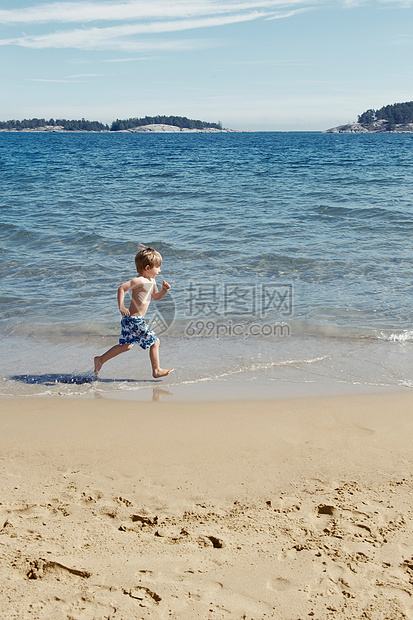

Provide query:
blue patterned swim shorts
left=119, top=315, right=158, bottom=349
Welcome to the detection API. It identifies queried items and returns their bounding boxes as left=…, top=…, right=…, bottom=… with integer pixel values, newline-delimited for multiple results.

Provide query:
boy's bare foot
left=94, top=356, right=103, bottom=376
left=153, top=368, right=174, bottom=379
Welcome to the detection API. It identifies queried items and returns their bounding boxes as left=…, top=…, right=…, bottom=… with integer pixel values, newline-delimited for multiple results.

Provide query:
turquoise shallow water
left=1, top=132, right=412, bottom=398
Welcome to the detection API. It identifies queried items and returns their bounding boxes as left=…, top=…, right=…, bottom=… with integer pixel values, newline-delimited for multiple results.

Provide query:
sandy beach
left=1, top=391, right=413, bottom=619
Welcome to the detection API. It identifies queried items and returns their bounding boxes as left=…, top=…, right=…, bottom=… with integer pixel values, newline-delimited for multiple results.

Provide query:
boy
left=94, top=246, right=174, bottom=379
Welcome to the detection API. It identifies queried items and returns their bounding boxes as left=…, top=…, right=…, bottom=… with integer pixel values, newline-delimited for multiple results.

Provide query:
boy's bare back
left=121, top=276, right=155, bottom=317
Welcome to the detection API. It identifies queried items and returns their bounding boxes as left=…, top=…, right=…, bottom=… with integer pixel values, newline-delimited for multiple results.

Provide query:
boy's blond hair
left=135, top=246, right=162, bottom=273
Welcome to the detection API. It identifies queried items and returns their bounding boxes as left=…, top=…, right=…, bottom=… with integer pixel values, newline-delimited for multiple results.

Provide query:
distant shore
left=0, top=123, right=239, bottom=134
left=2, top=122, right=413, bottom=134
left=325, top=120, right=413, bottom=133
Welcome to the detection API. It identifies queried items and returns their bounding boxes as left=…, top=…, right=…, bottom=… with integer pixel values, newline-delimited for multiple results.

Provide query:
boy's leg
left=94, top=343, right=132, bottom=375
left=149, top=339, right=174, bottom=378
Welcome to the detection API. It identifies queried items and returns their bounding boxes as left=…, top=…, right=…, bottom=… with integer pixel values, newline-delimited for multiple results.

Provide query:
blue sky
left=0, top=0, right=412, bottom=130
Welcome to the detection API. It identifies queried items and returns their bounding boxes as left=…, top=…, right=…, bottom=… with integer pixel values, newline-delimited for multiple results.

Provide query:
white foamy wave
left=399, top=380, right=413, bottom=388
left=177, top=355, right=330, bottom=384
left=378, top=330, right=413, bottom=342
left=97, top=356, right=332, bottom=393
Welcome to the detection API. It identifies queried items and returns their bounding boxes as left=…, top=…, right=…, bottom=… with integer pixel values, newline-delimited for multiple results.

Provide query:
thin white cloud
left=266, top=7, right=313, bottom=17
left=0, top=10, right=282, bottom=50
left=0, top=0, right=408, bottom=57
left=378, top=0, right=413, bottom=5
left=29, top=78, right=88, bottom=82
left=342, top=0, right=411, bottom=5
left=66, top=73, right=102, bottom=77
left=230, top=58, right=311, bottom=64
left=0, top=0, right=408, bottom=25
left=28, top=73, right=103, bottom=82
left=0, top=0, right=318, bottom=53
left=0, top=0, right=313, bottom=24
left=340, top=0, right=366, bottom=6
left=102, top=56, right=150, bottom=62
left=393, top=33, right=413, bottom=47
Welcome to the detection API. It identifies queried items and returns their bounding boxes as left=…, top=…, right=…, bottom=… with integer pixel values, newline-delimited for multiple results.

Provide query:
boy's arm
left=152, top=280, right=171, bottom=301
left=117, top=277, right=141, bottom=315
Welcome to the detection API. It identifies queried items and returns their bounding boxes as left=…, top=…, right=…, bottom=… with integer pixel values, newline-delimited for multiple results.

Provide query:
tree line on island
left=112, top=115, right=222, bottom=131
left=0, top=115, right=223, bottom=132
left=358, top=101, right=413, bottom=130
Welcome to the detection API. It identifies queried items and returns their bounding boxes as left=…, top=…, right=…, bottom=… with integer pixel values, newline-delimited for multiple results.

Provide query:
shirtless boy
left=94, top=246, right=174, bottom=378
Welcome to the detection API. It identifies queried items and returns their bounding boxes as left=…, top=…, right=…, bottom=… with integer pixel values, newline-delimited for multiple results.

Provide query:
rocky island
left=325, top=101, right=413, bottom=133
left=0, top=115, right=233, bottom=133
left=115, top=123, right=234, bottom=133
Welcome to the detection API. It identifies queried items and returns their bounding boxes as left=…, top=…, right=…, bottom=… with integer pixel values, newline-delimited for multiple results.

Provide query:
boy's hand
left=120, top=306, right=130, bottom=316
left=161, top=280, right=171, bottom=292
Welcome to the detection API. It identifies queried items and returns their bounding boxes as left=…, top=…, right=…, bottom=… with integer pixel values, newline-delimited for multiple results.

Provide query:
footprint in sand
left=123, top=585, right=161, bottom=607
left=26, top=558, right=92, bottom=580
left=267, top=577, right=296, bottom=591
left=198, top=535, right=226, bottom=548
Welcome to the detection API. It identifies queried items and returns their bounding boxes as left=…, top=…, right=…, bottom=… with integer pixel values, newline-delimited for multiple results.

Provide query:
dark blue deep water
left=1, top=132, right=412, bottom=398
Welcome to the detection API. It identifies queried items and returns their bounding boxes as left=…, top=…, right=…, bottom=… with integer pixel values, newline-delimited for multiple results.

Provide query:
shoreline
left=2, top=391, right=413, bottom=618
left=2, top=128, right=413, bottom=134
left=1, top=370, right=407, bottom=402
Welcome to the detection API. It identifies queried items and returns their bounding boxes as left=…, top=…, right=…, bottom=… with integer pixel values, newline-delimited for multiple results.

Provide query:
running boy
left=94, top=246, right=174, bottom=378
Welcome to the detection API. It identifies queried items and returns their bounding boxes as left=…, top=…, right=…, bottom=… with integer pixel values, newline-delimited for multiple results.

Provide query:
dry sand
left=1, top=391, right=413, bottom=619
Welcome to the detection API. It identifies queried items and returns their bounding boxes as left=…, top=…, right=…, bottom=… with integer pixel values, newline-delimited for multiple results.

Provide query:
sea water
left=1, top=131, right=412, bottom=400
